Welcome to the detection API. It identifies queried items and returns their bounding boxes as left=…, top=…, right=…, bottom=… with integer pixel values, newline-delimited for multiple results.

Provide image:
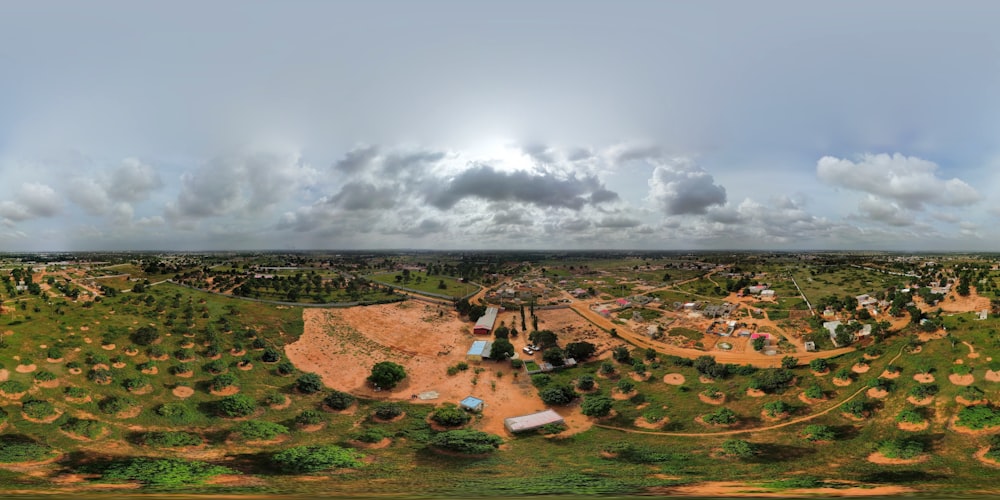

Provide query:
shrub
left=722, top=439, right=757, bottom=458
left=371, top=403, right=403, bottom=420
left=323, top=390, right=356, bottom=411
left=580, top=395, right=614, bottom=418
left=0, top=436, right=55, bottom=463
left=204, top=359, right=227, bottom=374
left=64, top=386, right=87, bottom=399
left=122, top=376, right=151, bottom=391
left=809, top=358, right=828, bottom=372
left=750, top=369, right=795, bottom=393
left=295, top=410, right=324, bottom=426
left=88, top=368, right=113, bottom=384
left=565, top=341, right=597, bottom=361
left=261, top=348, right=281, bottom=363
left=802, top=424, right=835, bottom=441
left=0, top=380, right=29, bottom=394
left=272, top=445, right=363, bottom=473
left=780, top=356, right=798, bottom=369
left=703, top=407, right=737, bottom=425
left=102, top=457, right=234, bottom=486
left=612, top=346, right=632, bottom=363
left=531, top=374, right=552, bottom=388
left=896, top=408, right=924, bottom=424
left=956, top=405, right=1000, bottom=430
left=539, top=384, right=577, bottom=406
left=763, top=400, right=791, bottom=417
left=577, top=374, right=596, bottom=391
left=909, top=384, right=939, bottom=399
left=136, top=361, right=157, bottom=372
left=616, top=379, right=635, bottom=393
left=234, top=420, right=288, bottom=440
left=99, top=395, right=138, bottom=415
left=877, top=438, right=923, bottom=459
left=140, top=431, right=202, bottom=448
left=46, top=347, right=64, bottom=360
left=251, top=338, right=267, bottom=350
left=833, top=368, right=852, bottom=381
left=600, top=362, right=616, bottom=375
left=87, top=353, right=110, bottom=365
left=842, top=399, right=868, bottom=418
left=295, top=373, right=325, bottom=394
left=171, top=363, right=193, bottom=375
left=959, top=386, right=986, bottom=402
left=429, top=430, right=503, bottom=454
left=210, top=373, right=238, bottom=392
left=217, top=394, right=257, bottom=418
left=263, top=392, right=286, bottom=407
left=156, top=402, right=196, bottom=424
left=368, top=361, right=406, bottom=389
left=65, top=361, right=82, bottom=370
left=130, top=326, right=160, bottom=346
left=22, top=399, right=56, bottom=420
left=431, top=404, right=471, bottom=427
left=276, top=361, right=296, bottom=376
left=33, top=370, right=56, bottom=382
left=354, top=427, right=387, bottom=443
left=60, top=418, right=105, bottom=439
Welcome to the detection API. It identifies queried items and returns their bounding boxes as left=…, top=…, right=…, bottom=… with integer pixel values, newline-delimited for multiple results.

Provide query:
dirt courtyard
left=285, top=302, right=604, bottom=435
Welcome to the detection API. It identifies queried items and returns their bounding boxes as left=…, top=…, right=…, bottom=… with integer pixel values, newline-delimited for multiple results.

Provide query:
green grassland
left=1, top=260, right=1000, bottom=495
left=369, top=271, right=477, bottom=299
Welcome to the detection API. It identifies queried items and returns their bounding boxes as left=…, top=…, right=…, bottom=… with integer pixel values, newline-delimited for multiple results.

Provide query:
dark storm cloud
left=426, top=164, right=616, bottom=210
left=333, top=145, right=379, bottom=175
left=648, top=159, right=727, bottom=215
left=330, top=181, right=398, bottom=211
left=595, top=216, right=640, bottom=228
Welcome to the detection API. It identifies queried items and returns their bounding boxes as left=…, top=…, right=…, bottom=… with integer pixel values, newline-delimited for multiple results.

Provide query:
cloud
left=67, top=178, right=113, bottom=216
left=596, top=216, right=640, bottom=228
left=648, top=158, right=727, bottom=215
left=333, top=145, right=379, bottom=174
left=106, top=158, right=163, bottom=202
left=493, top=210, right=533, bottom=226
left=855, top=195, right=915, bottom=227
left=426, top=164, right=616, bottom=210
left=330, top=181, right=398, bottom=211
left=816, top=153, right=980, bottom=209
left=0, top=182, right=62, bottom=222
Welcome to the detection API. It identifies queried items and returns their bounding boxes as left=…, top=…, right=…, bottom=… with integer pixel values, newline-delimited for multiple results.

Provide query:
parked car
left=522, top=346, right=534, bottom=355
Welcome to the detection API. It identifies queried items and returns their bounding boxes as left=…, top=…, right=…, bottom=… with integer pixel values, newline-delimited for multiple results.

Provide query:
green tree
left=542, top=347, right=566, bottom=366
left=780, top=356, right=798, bottom=369
left=234, top=420, right=289, bottom=440
left=295, top=372, right=325, bottom=394
left=429, top=430, right=503, bottom=454
left=487, top=338, right=514, bottom=361
left=369, top=361, right=407, bottom=389
left=323, top=390, right=356, bottom=411
left=565, top=341, right=596, bottom=361
left=802, top=424, right=835, bottom=442
left=103, top=458, right=234, bottom=486
left=431, top=404, right=472, bottom=427
left=528, top=330, right=558, bottom=348
left=721, top=439, right=757, bottom=458
left=580, top=394, right=613, bottom=417
left=539, top=384, right=577, bottom=405
left=217, top=394, right=257, bottom=418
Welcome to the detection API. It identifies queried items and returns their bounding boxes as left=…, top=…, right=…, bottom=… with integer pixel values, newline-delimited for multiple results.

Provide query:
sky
left=2, top=1, right=1000, bottom=252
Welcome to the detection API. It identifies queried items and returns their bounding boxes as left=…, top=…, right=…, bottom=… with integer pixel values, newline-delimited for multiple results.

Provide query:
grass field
left=369, top=271, right=476, bottom=299
left=1, top=260, right=1000, bottom=495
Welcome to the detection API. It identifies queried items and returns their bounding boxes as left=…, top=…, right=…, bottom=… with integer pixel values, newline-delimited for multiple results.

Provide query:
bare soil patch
left=907, top=396, right=934, bottom=406
left=36, top=379, right=59, bottom=389
left=115, top=406, right=142, bottom=419
left=0, top=369, right=8, bottom=382
left=348, top=437, right=392, bottom=449
left=656, top=481, right=915, bottom=497
left=698, top=393, right=726, bottom=405
left=956, top=396, right=988, bottom=406
left=851, top=364, right=870, bottom=374
left=22, top=408, right=64, bottom=424
left=867, top=452, right=927, bottom=465
left=286, top=302, right=552, bottom=436
left=140, top=367, right=159, bottom=375
left=238, top=363, right=254, bottom=371
left=949, top=415, right=1000, bottom=435
left=663, top=373, right=685, bottom=385
left=866, top=388, right=889, bottom=399
left=210, top=386, right=240, bottom=396
left=974, top=447, right=1000, bottom=468
left=612, top=389, right=637, bottom=400
left=897, top=421, right=929, bottom=432
left=698, top=375, right=715, bottom=384
left=832, top=377, right=853, bottom=387
left=913, top=373, right=934, bottom=383
left=811, top=369, right=829, bottom=377
left=634, top=416, right=669, bottom=429
left=799, top=392, right=825, bottom=405
left=746, top=388, right=766, bottom=398
left=949, top=373, right=974, bottom=386
left=128, top=385, right=153, bottom=395
left=15, top=364, right=37, bottom=374
left=172, top=386, right=195, bottom=398
left=101, top=344, right=116, bottom=351
left=986, top=370, right=1000, bottom=382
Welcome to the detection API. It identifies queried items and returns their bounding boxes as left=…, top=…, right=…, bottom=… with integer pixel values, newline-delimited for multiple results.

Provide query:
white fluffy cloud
left=816, top=153, right=980, bottom=209
left=0, top=182, right=62, bottom=222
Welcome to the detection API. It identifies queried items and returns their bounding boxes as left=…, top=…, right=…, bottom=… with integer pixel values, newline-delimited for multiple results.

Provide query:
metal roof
left=504, top=409, right=564, bottom=433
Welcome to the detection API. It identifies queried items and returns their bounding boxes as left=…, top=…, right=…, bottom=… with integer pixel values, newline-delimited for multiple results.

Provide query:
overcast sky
left=2, top=1, right=1000, bottom=251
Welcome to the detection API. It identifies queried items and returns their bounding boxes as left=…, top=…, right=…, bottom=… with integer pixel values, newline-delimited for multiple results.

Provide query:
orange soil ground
left=286, top=302, right=619, bottom=435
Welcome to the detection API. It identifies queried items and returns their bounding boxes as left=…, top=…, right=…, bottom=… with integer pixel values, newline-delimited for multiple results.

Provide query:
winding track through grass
left=595, top=345, right=906, bottom=437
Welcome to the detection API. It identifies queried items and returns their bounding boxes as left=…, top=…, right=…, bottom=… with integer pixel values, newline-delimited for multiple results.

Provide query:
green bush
left=960, top=386, right=986, bottom=402
left=909, top=384, right=938, bottom=399
left=102, top=457, right=234, bottom=486
left=531, top=374, right=552, bottom=388
left=0, top=436, right=56, bottom=463
left=580, top=395, right=614, bottom=418
left=210, top=373, right=238, bottom=391
left=703, top=407, right=737, bottom=425
left=295, top=410, right=324, bottom=426
left=204, top=359, right=227, bottom=374
left=33, top=370, right=56, bottom=382
left=64, top=386, right=88, bottom=399
left=877, top=438, right=923, bottom=459
left=99, top=395, right=139, bottom=415
left=429, top=430, right=503, bottom=454
left=956, top=405, right=1000, bottom=430
left=323, top=390, right=355, bottom=411
left=577, top=374, right=595, bottom=391
left=295, top=372, right=325, bottom=394
left=354, top=427, right=388, bottom=443
left=721, top=439, right=757, bottom=458
left=47, top=347, right=64, bottom=360
left=263, top=392, right=287, bottom=406
left=122, top=376, right=151, bottom=391
left=261, top=348, right=281, bottom=363
left=802, top=424, right=835, bottom=441
left=87, top=353, right=110, bottom=365
left=272, top=445, right=363, bottom=473
left=217, top=394, right=257, bottom=418
left=171, top=363, right=193, bottom=375
left=842, top=399, right=868, bottom=418
left=276, top=361, right=296, bottom=376
left=22, top=399, right=57, bottom=420
left=616, top=379, right=635, bottom=393
left=368, top=361, right=406, bottom=389
left=155, top=402, right=196, bottom=424
left=809, top=358, right=828, bottom=372
left=0, top=407, right=7, bottom=424
left=431, top=404, right=471, bottom=427
left=539, top=384, right=577, bottom=406
left=371, top=403, right=403, bottom=420
left=234, top=420, right=288, bottom=440
left=87, top=368, right=113, bottom=384
left=895, top=408, right=924, bottom=424
left=0, top=380, right=29, bottom=394
left=763, top=400, right=791, bottom=417
left=140, top=431, right=202, bottom=448
left=60, top=418, right=106, bottom=439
